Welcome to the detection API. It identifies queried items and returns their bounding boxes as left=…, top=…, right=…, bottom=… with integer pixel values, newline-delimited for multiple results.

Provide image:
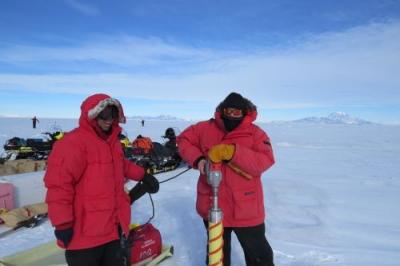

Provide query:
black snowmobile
left=2, top=137, right=35, bottom=160
left=2, top=131, right=64, bottom=160
left=124, top=128, right=182, bottom=174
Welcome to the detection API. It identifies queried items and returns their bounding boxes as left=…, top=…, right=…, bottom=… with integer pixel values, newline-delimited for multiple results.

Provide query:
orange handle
left=227, top=162, right=253, bottom=180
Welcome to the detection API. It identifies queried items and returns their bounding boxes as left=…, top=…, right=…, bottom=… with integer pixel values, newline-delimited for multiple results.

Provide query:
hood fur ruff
left=87, top=97, right=126, bottom=123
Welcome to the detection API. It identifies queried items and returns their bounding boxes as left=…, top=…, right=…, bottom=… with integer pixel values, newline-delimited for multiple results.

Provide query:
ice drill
left=206, top=160, right=224, bottom=266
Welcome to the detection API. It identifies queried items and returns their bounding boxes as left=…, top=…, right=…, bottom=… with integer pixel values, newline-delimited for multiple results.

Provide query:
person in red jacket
left=44, top=93, right=159, bottom=266
left=177, top=92, right=275, bottom=266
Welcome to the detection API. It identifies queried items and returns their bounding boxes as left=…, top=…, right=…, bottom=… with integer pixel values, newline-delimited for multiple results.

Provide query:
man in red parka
left=177, top=92, right=275, bottom=266
left=44, top=93, right=159, bottom=266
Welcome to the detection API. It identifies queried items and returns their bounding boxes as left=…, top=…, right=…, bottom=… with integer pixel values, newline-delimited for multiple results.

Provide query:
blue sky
left=1, top=0, right=400, bottom=123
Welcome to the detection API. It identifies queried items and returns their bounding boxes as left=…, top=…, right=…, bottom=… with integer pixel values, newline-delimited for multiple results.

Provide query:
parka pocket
left=232, top=188, right=259, bottom=220
left=82, top=199, right=115, bottom=237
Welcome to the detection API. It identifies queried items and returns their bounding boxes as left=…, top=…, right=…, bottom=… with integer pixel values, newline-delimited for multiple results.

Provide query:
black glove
left=129, top=182, right=147, bottom=204
left=142, top=173, right=159, bottom=193
left=54, top=227, right=73, bottom=247
left=129, top=174, right=159, bottom=204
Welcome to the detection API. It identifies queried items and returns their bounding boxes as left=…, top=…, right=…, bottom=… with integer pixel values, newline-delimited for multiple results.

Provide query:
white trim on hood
left=87, top=97, right=126, bottom=123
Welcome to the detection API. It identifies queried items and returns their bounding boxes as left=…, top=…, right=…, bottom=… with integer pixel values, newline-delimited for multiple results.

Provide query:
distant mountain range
left=0, top=112, right=375, bottom=125
left=127, top=112, right=373, bottom=125
left=289, top=112, right=373, bottom=125
left=127, top=115, right=186, bottom=121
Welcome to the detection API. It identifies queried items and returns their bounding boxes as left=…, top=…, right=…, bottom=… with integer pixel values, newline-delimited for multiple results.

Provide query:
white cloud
left=0, top=21, right=399, bottom=109
left=0, top=36, right=218, bottom=68
left=64, top=0, right=100, bottom=16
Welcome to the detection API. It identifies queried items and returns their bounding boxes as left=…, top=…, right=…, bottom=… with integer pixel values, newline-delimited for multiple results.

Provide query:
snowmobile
left=2, top=131, right=64, bottom=161
left=2, top=137, right=35, bottom=160
left=125, top=128, right=182, bottom=174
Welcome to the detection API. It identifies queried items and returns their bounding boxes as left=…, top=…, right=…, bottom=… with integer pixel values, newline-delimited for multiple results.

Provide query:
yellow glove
left=208, top=144, right=235, bottom=163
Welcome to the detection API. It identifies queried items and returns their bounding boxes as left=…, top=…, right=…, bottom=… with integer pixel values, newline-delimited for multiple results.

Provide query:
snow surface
left=1, top=117, right=400, bottom=265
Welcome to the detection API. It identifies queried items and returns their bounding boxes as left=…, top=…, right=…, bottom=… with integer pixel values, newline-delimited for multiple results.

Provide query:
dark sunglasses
left=223, top=108, right=244, bottom=120
left=97, top=106, right=119, bottom=121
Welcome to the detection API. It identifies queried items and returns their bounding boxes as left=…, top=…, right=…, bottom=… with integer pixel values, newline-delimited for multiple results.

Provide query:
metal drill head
left=206, top=160, right=222, bottom=187
left=209, top=208, right=223, bottom=223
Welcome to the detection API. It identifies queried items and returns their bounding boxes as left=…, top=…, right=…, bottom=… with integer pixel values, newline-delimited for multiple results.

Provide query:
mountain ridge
left=287, top=112, right=373, bottom=125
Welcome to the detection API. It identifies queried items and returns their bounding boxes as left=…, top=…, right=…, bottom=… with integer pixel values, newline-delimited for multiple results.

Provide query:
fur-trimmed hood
left=79, top=93, right=126, bottom=137
left=82, top=94, right=126, bottom=123
left=214, top=92, right=258, bottom=131
left=215, top=92, right=257, bottom=114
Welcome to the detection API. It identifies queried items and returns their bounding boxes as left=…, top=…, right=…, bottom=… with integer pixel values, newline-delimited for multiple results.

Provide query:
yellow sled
left=0, top=241, right=65, bottom=266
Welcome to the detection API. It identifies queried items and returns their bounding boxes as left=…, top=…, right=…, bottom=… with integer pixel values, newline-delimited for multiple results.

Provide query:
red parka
left=177, top=103, right=275, bottom=227
left=44, top=94, right=145, bottom=250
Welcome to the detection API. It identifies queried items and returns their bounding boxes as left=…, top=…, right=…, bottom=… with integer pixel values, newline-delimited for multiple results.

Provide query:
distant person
left=177, top=92, right=275, bottom=266
left=32, top=116, right=39, bottom=129
left=141, top=119, right=145, bottom=127
left=44, top=93, right=160, bottom=266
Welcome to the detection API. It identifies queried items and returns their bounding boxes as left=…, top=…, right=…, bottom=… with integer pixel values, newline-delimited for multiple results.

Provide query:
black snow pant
left=204, top=220, right=274, bottom=266
left=65, top=239, right=125, bottom=266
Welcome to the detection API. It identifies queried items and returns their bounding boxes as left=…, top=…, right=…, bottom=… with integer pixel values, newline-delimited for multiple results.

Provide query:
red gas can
left=129, top=223, right=162, bottom=265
